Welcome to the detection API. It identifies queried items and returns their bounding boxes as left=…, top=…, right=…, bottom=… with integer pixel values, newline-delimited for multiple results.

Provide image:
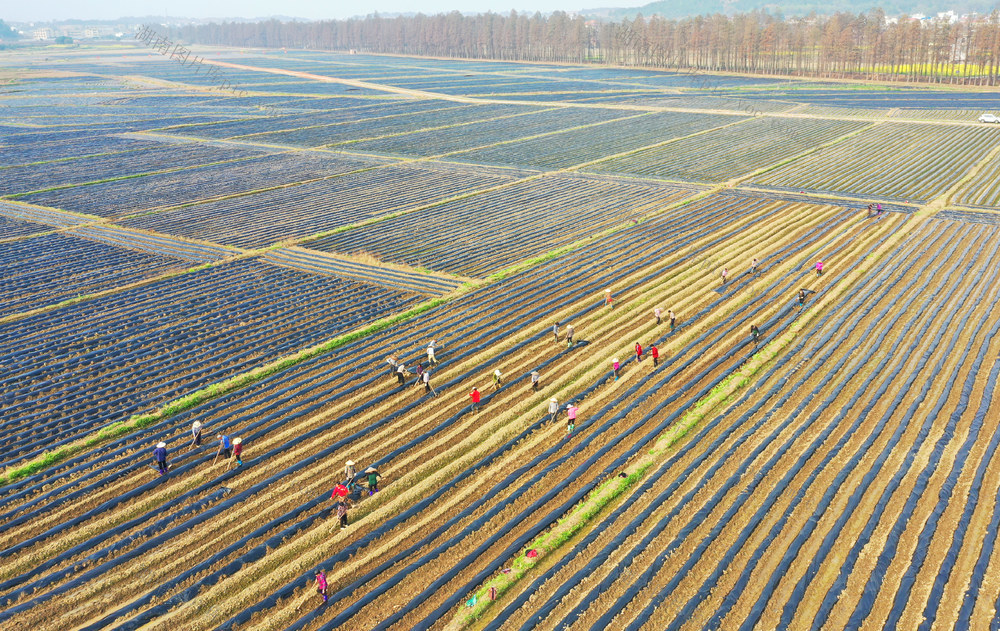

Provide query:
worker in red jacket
left=635, top=342, right=643, bottom=362
left=650, top=344, right=659, bottom=367
left=470, top=387, right=481, bottom=412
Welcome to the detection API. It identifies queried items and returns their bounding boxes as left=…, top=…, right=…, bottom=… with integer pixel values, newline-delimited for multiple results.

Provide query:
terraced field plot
left=447, top=110, right=744, bottom=170
left=952, top=149, right=1000, bottom=208
left=15, top=151, right=383, bottom=217
left=0, top=215, right=52, bottom=240
left=309, top=173, right=702, bottom=276
left=7, top=46, right=1000, bottom=631
left=0, top=140, right=272, bottom=195
left=585, top=117, right=869, bottom=183
left=753, top=122, right=1000, bottom=202
left=0, top=232, right=191, bottom=317
left=343, top=107, right=638, bottom=158
left=0, top=258, right=420, bottom=468
left=158, top=98, right=451, bottom=140
left=241, top=102, right=541, bottom=148
left=121, top=161, right=533, bottom=248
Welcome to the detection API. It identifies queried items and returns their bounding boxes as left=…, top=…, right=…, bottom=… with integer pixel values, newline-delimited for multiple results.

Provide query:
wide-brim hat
left=156, top=442, right=166, bottom=448
left=192, top=421, right=202, bottom=429
left=365, top=467, right=378, bottom=473
left=550, top=398, right=557, bottom=402
left=346, top=460, right=355, bottom=466
left=613, top=358, right=619, bottom=363
left=233, top=437, right=242, bottom=445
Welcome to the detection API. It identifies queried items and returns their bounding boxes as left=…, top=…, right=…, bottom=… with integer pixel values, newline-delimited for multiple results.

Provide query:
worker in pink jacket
left=566, top=403, right=578, bottom=433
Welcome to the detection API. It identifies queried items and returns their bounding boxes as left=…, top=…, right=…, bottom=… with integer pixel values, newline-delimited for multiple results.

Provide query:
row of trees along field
left=169, top=9, right=1000, bottom=84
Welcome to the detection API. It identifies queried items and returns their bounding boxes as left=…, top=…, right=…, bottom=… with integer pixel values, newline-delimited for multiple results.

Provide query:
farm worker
left=751, top=325, right=760, bottom=344
left=337, top=500, right=351, bottom=529
left=605, top=288, right=613, bottom=308
left=493, top=369, right=502, bottom=391
left=217, top=434, right=232, bottom=460
left=412, top=364, right=424, bottom=388
left=654, top=307, right=661, bottom=325
left=531, top=370, right=540, bottom=391
left=566, top=404, right=578, bottom=433
left=612, top=358, right=620, bottom=381
left=877, top=203, right=883, bottom=217
left=427, top=341, right=438, bottom=366
left=345, top=460, right=357, bottom=487
left=190, top=420, right=203, bottom=448
left=750, top=258, right=758, bottom=275
left=386, top=355, right=399, bottom=379
left=315, top=569, right=328, bottom=603
left=798, top=289, right=806, bottom=306
left=153, top=442, right=168, bottom=475
left=565, top=323, right=575, bottom=347
left=651, top=344, right=659, bottom=367
left=396, top=363, right=406, bottom=385
left=365, top=467, right=381, bottom=494
left=552, top=322, right=559, bottom=343
left=331, top=483, right=349, bottom=500
left=635, top=342, right=643, bottom=362
left=669, top=310, right=676, bottom=331
left=232, top=437, right=243, bottom=466
left=816, top=260, right=823, bottom=276
left=470, top=387, right=481, bottom=412
left=548, top=398, right=559, bottom=423
left=721, top=268, right=728, bottom=285
left=867, top=203, right=873, bottom=216
left=423, top=369, right=436, bottom=396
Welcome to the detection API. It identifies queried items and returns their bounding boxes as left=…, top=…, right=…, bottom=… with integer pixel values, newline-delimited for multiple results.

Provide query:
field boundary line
left=2, top=151, right=285, bottom=199
left=263, top=246, right=475, bottom=294
left=732, top=121, right=880, bottom=189
left=935, top=137, right=1000, bottom=213
left=343, top=110, right=653, bottom=161
left=206, top=59, right=997, bottom=130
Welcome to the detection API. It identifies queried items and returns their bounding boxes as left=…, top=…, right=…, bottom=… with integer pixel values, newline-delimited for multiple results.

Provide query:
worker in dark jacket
left=153, top=442, right=168, bottom=475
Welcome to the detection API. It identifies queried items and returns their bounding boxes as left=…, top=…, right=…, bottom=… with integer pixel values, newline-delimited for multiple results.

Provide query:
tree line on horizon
left=168, top=9, right=1000, bottom=85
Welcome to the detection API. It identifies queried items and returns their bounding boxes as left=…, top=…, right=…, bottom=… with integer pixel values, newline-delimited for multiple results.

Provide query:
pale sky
left=6, top=0, right=641, bottom=22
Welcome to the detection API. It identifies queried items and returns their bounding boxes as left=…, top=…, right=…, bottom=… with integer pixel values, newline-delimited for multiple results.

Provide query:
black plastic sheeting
left=89, top=342, right=588, bottom=630
left=512, top=223, right=941, bottom=631
left=0, top=187, right=743, bottom=515
left=554, top=223, right=941, bottom=630
left=0, top=488, right=230, bottom=608
left=1, top=194, right=860, bottom=628
left=698, top=227, right=993, bottom=630
left=705, top=226, right=987, bottom=630
left=81, top=496, right=335, bottom=630
left=807, top=241, right=1000, bottom=631
left=327, top=216, right=898, bottom=631
left=852, top=285, right=1000, bottom=625
left=0, top=194, right=740, bottom=622
left=262, top=209, right=888, bottom=628
left=160, top=197, right=791, bottom=629
left=913, top=334, right=1000, bottom=630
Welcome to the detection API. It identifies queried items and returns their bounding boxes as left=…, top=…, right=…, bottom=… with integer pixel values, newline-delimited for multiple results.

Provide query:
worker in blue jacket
left=153, top=442, right=168, bottom=475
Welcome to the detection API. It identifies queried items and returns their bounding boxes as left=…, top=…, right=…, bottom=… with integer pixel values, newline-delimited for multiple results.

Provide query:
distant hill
left=585, top=0, right=1000, bottom=20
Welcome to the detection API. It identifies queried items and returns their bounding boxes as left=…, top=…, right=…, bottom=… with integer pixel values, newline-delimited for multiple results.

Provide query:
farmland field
left=4, top=41, right=1000, bottom=631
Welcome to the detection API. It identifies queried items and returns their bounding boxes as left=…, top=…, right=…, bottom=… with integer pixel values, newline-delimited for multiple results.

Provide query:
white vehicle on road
left=979, top=113, right=1000, bottom=123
